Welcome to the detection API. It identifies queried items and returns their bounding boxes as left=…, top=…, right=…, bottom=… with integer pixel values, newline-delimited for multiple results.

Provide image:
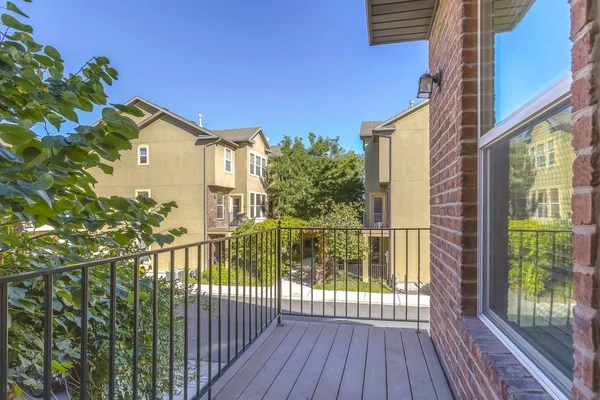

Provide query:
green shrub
left=313, top=271, right=392, bottom=293
left=200, top=264, right=256, bottom=286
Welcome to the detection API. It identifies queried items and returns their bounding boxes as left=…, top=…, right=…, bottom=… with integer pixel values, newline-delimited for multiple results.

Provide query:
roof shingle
left=211, top=127, right=262, bottom=142
left=359, top=121, right=383, bottom=138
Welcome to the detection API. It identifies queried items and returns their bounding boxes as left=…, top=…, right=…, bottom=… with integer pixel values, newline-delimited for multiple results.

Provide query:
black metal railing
left=0, top=228, right=282, bottom=400
left=507, top=229, right=574, bottom=351
left=279, top=227, right=430, bottom=327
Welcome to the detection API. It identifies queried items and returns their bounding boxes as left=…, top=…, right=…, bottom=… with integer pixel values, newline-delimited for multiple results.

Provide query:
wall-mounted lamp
left=417, top=71, right=442, bottom=99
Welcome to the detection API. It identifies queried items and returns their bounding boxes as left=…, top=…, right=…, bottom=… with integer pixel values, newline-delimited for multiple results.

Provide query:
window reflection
left=487, top=105, right=574, bottom=379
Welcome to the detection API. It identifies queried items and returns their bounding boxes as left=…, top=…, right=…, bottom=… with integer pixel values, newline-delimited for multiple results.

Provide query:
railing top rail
left=0, top=227, right=279, bottom=283
left=281, top=227, right=430, bottom=231
left=507, top=229, right=571, bottom=233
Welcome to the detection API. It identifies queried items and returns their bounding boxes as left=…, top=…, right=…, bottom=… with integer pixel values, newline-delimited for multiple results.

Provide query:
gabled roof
left=359, top=121, right=384, bottom=139
left=270, top=145, right=282, bottom=157
left=211, top=127, right=272, bottom=153
left=373, top=100, right=429, bottom=133
left=123, top=96, right=219, bottom=140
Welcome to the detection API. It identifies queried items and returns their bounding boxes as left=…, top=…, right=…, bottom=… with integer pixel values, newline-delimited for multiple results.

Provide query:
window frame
left=477, top=73, right=572, bottom=399
left=135, top=189, right=151, bottom=198
left=249, top=191, right=266, bottom=219
left=224, top=148, right=233, bottom=174
left=249, top=151, right=266, bottom=178
left=547, top=140, right=556, bottom=166
left=137, top=145, right=149, bottom=166
left=216, top=192, right=225, bottom=220
left=549, top=188, right=560, bottom=219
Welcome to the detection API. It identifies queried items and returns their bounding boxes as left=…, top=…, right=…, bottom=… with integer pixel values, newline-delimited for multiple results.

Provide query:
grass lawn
left=313, top=271, right=392, bottom=293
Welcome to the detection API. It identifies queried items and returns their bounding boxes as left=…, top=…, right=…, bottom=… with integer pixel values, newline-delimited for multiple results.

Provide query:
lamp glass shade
left=417, top=73, right=433, bottom=99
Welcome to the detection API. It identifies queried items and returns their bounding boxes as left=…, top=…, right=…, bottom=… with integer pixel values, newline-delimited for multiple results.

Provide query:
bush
left=200, top=264, right=255, bottom=286
left=313, top=271, right=392, bottom=293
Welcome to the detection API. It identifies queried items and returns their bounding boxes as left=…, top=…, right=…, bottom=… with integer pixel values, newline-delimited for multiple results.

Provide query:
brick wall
left=428, top=0, right=557, bottom=398
left=570, top=0, right=600, bottom=398
left=206, top=187, right=231, bottom=228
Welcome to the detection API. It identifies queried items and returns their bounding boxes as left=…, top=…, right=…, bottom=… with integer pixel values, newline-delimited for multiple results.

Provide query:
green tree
left=267, top=133, right=364, bottom=220
left=0, top=3, right=190, bottom=398
left=309, top=203, right=368, bottom=283
left=508, top=137, right=536, bottom=219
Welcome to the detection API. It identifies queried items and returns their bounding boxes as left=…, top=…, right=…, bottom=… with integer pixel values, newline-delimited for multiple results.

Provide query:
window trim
left=224, top=148, right=233, bottom=174
left=216, top=192, right=225, bottom=220
left=249, top=151, right=266, bottom=178
left=249, top=191, right=267, bottom=220
left=135, top=189, right=151, bottom=198
left=477, top=78, right=573, bottom=399
left=137, top=144, right=149, bottom=165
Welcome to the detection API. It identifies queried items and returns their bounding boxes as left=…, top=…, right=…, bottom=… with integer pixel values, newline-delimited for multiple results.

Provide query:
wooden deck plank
left=287, top=323, right=339, bottom=400
left=312, top=324, right=354, bottom=400
left=238, top=321, right=310, bottom=399
left=418, top=331, right=453, bottom=400
left=212, top=321, right=295, bottom=400
left=401, top=328, right=438, bottom=400
left=363, top=327, right=388, bottom=400
left=262, top=322, right=324, bottom=400
left=385, top=328, right=412, bottom=400
left=337, top=326, right=369, bottom=400
left=199, top=322, right=279, bottom=400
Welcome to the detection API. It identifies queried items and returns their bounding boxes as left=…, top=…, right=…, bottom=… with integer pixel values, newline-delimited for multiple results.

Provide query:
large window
left=250, top=152, right=267, bottom=178
left=249, top=192, right=267, bottom=219
left=479, top=0, right=573, bottom=395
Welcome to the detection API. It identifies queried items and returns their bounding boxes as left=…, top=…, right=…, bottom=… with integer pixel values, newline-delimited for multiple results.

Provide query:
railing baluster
left=322, top=228, right=326, bottom=317
left=254, top=233, right=258, bottom=337
left=208, top=243, right=213, bottom=399
left=196, top=245, right=202, bottom=394
left=277, top=224, right=283, bottom=325
left=242, top=236, right=246, bottom=350
left=249, top=234, right=253, bottom=343
left=405, top=230, right=409, bottom=321
left=152, top=254, right=159, bottom=399
left=517, top=232, right=524, bottom=326
left=43, top=274, right=53, bottom=400
left=289, top=228, right=293, bottom=315
left=381, top=227, right=384, bottom=320
left=184, top=249, right=189, bottom=400
left=81, top=267, right=89, bottom=400
left=549, top=232, right=556, bottom=328
left=227, top=239, right=231, bottom=364
left=0, top=282, right=7, bottom=400
left=218, top=242, right=222, bottom=374
left=533, top=232, right=539, bottom=328
left=393, top=229, right=396, bottom=321
left=169, top=251, right=175, bottom=399
left=357, top=229, right=360, bottom=318
left=333, top=230, right=337, bottom=317
left=311, top=229, right=314, bottom=316
left=109, top=262, right=117, bottom=400
left=417, top=230, right=421, bottom=332
left=369, top=229, right=372, bottom=320
left=300, top=228, right=304, bottom=316
left=261, top=232, right=264, bottom=331
left=235, top=238, right=239, bottom=357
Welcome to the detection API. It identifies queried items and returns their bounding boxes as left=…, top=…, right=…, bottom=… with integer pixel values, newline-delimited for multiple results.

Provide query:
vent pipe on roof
left=198, top=113, right=203, bottom=127
left=409, top=100, right=415, bottom=107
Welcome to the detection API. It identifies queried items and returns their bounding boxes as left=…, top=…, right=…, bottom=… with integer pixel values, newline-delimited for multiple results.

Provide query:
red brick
left=572, top=191, right=594, bottom=225
left=573, top=232, right=598, bottom=266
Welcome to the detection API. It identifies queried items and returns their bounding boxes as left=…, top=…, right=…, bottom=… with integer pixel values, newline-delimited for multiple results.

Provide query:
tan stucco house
left=360, top=100, right=430, bottom=285
left=91, top=96, right=272, bottom=269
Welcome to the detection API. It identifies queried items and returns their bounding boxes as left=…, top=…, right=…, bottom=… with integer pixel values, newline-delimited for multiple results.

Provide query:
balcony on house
left=0, top=225, right=572, bottom=399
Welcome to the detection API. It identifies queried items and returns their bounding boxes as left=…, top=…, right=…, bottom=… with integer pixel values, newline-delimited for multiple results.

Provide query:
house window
left=216, top=192, right=225, bottom=219
left=550, top=188, right=560, bottom=218
left=479, top=0, right=573, bottom=393
left=536, top=144, right=545, bottom=168
left=135, top=189, right=151, bottom=198
left=249, top=192, right=266, bottom=219
left=373, top=196, right=383, bottom=223
left=547, top=140, right=555, bottom=166
left=225, top=148, right=232, bottom=173
left=138, top=145, right=149, bottom=165
left=250, top=152, right=266, bottom=177
left=536, top=191, right=547, bottom=218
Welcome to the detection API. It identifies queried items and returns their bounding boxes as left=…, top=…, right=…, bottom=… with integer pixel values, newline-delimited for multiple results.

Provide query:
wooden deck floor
left=204, top=320, right=453, bottom=400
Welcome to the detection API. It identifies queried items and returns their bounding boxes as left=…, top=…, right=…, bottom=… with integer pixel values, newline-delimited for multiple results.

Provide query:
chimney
left=198, top=113, right=203, bottom=127
left=409, top=100, right=415, bottom=107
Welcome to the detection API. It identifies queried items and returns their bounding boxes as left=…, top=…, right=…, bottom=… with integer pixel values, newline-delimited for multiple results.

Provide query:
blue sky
left=26, top=0, right=428, bottom=153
